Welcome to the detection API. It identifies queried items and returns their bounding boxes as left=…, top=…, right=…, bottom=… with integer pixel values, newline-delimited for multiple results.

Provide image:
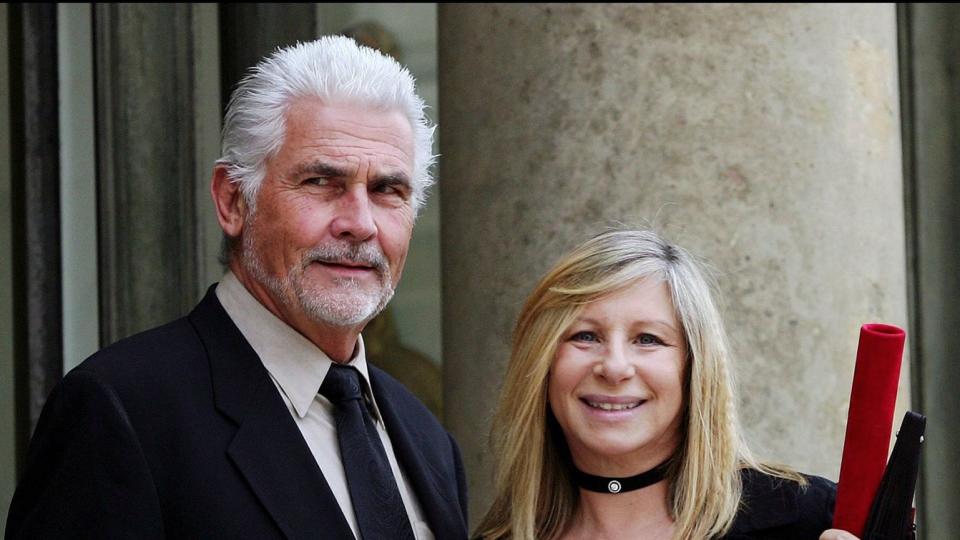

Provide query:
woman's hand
left=819, top=529, right=860, bottom=540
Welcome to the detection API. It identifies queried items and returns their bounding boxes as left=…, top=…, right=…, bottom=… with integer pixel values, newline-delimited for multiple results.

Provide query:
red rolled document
left=833, top=323, right=906, bottom=536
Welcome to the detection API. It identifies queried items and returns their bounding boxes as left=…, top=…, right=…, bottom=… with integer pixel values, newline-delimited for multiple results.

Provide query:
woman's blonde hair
left=475, top=228, right=801, bottom=540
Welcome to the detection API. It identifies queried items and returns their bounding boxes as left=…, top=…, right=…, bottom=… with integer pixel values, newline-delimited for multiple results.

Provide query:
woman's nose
left=593, top=344, right=636, bottom=383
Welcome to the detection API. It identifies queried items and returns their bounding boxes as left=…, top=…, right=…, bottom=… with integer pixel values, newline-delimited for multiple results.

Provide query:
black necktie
left=319, top=364, right=415, bottom=540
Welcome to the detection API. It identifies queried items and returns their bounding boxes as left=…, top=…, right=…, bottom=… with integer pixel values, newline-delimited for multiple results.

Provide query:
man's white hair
left=217, top=35, right=436, bottom=213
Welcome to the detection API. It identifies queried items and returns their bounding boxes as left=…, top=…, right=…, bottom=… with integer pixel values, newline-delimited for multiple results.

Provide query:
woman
left=475, top=229, right=858, bottom=540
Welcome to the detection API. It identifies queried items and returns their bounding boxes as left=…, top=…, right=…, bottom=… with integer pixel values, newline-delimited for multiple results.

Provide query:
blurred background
left=2, top=4, right=957, bottom=537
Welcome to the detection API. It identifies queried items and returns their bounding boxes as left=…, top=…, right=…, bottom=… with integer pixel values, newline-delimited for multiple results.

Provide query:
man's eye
left=373, top=182, right=408, bottom=198
left=305, top=177, right=329, bottom=186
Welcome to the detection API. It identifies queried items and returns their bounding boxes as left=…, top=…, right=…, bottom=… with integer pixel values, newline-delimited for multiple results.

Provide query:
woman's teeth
left=586, top=400, right=642, bottom=411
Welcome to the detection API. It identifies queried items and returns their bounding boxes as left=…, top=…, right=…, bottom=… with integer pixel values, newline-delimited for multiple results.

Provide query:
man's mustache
left=303, top=243, right=389, bottom=276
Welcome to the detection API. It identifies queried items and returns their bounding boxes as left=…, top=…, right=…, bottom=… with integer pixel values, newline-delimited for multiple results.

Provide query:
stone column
left=94, top=4, right=200, bottom=344
left=439, top=4, right=907, bottom=523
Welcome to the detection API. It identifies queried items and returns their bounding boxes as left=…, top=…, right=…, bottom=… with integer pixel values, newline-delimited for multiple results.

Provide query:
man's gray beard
left=241, top=226, right=394, bottom=328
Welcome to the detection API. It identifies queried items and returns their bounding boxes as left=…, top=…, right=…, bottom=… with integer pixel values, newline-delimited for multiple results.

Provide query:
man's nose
left=594, top=343, right=636, bottom=383
left=329, top=186, right=377, bottom=242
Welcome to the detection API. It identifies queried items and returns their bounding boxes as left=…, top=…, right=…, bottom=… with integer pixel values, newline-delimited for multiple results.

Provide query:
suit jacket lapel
left=370, top=369, right=465, bottom=537
left=189, top=288, right=354, bottom=540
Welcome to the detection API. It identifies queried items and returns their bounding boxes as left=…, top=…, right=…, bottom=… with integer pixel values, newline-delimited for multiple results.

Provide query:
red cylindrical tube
left=833, top=323, right=906, bottom=536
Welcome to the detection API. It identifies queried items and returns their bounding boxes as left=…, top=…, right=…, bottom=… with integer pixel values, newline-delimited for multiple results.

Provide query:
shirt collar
left=215, top=271, right=380, bottom=420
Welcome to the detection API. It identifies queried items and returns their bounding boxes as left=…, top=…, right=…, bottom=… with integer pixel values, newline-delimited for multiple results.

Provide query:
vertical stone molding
left=439, top=4, right=907, bottom=521
left=8, top=3, right=62, bottom=466
left=94, top=4, right=198, bottom=344
left=900, top=4, right=960, bottom=536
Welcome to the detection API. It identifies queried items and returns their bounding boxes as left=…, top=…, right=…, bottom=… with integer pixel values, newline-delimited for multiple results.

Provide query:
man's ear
left=211, top=165, right=248, bottom=238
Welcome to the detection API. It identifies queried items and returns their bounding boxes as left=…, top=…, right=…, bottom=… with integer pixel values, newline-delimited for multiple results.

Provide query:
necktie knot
left=319, top=364, right=363, bottom=404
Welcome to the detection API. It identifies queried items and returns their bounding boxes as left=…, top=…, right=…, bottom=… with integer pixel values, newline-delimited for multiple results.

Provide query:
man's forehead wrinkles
left=310, top=132, right=412, bottom=156
left=319, top=109, right=411, bottom=129
left=292, top=144, right=413, bottom=173
left=294, top=151, right=410, bottom=170
left=314, top=138, right=409, bottom=153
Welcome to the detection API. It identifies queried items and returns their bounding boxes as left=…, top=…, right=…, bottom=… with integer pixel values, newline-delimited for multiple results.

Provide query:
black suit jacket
left=6, top=287, right=468, bottom=540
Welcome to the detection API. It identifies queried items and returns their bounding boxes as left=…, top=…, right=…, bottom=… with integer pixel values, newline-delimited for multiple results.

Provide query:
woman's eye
left=570, top=331, right=598, bottom=343
left=637, top=333, right=663, bottom=346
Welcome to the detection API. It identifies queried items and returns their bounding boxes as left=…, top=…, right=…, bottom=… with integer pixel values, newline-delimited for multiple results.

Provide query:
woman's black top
left=722, top=469, right=836, bottom=539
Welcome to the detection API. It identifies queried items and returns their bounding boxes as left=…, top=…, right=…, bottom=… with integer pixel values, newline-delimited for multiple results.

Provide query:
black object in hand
left=862, top=411, right=926, bottom=540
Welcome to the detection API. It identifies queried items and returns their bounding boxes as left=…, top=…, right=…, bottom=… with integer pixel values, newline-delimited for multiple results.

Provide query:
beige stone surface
left=439, top=4, right=907, bottom=523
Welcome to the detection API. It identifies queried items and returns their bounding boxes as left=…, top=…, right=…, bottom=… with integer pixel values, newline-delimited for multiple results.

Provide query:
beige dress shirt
left=216, top=272, right=433, bottom=540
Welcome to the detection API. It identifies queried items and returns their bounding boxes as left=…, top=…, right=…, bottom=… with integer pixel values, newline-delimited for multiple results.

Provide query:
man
left=6, top=37, right=467, bottom=539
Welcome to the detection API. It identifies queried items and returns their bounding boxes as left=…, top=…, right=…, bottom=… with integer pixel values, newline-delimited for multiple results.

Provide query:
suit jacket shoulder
left=724, top=468, right=836, bottom=539
left=72, top=315, right=213, bottom=414
left=5, top=315, right=207, bottom=540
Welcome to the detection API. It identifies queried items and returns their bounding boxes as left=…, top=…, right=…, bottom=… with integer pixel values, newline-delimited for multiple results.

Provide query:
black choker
left=572, top=459, right=671, bottom=494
